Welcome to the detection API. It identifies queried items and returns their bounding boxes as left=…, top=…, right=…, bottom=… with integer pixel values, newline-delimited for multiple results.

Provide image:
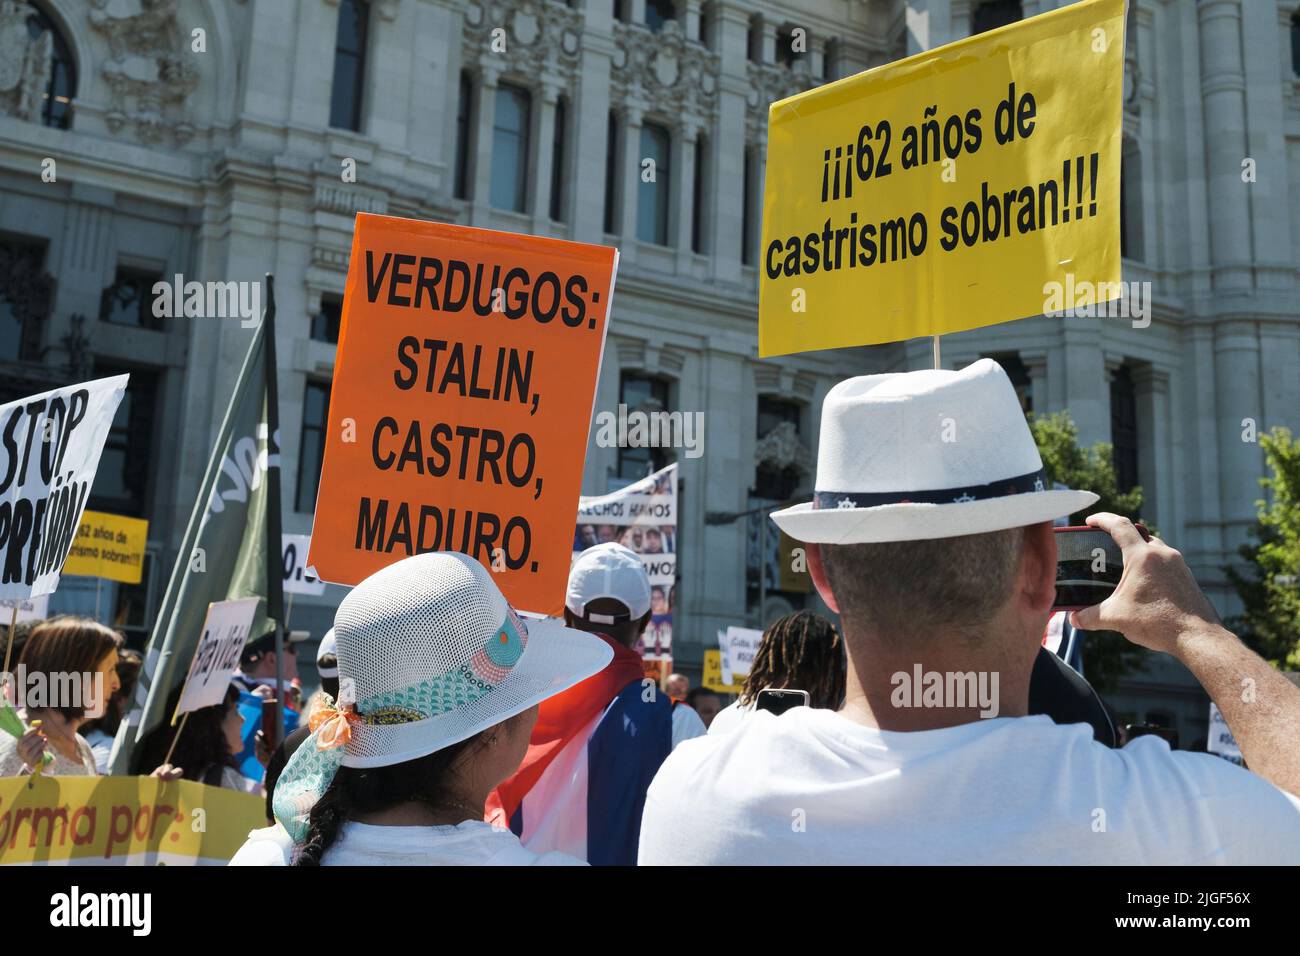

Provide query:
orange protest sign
left=308, top=214, right=618, bottom=615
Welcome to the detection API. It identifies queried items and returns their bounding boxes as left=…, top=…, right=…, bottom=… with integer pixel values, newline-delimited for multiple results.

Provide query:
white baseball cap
left=316, top=628, right=338, bottom=678
left=566, top=542, right=653, bottom=624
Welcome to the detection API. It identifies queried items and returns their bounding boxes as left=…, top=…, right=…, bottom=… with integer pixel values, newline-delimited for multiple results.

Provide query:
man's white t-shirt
left=706, top=700, right=751, bottom=735
left=638, top=708, right=1300, bottom=865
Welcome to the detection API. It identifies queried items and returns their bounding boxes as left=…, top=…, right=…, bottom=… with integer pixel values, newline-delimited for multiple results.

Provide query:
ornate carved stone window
left=754, top=396, right=808, bottom=501
left=617, top=372, right=672, bottom=481
left=100, top=268, right=164, bottom=331
left=0, top=1, right=77, bottom=128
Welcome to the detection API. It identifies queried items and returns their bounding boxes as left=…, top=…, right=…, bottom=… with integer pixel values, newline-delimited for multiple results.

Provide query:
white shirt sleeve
left=671, top=704, right=707, bottom=750
left=228, top=825, right=294, bottom=866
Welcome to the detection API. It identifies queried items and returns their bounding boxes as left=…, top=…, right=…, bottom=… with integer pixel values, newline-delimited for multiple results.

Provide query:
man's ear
left=806, top=543, right=841, bottom=615
left=1020, top=522, right=1058, bottom=615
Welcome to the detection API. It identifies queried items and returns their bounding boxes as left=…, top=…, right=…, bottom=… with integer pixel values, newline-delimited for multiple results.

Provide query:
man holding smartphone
left=639, top=360, right=1300, bottom=865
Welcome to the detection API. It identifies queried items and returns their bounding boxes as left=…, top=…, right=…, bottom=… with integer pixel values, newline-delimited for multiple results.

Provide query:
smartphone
left=755, top=688, right=810, bottom=716
left=1052, top=523, right=1149, bottom=611
left=261, top=698, right=279, bottom=751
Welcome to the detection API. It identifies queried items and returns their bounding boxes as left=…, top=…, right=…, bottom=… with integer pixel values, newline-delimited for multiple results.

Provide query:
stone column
left=1023, top=350, right=1049, bottom=415
left=1183, top=324, right=1224, bottom=576
left=572, top=5, right=615, bottom=244
left=1197, top=0, right=1252, bottom=294
left=469, top=63, right=500, bottom=225
left=620, top=105, right=644, bottom=256
left=531, top=81, right=561, bottom=232
left=810, top=36, right=827, bottom=80
left=630, top=0, right=646, bottom=27
left=1132, top=364, right=1172, bottom=529
left=1060, top=322, right=1107, bottom=446
left=709, top=2, right=749, bottom=283
left=674, top=120, right=699, bottom=267
left=1214, top=319, right=1263, bottom=559
left=905, top=0, right=953, bottom=55
left=682, top=0, right=702, bottom=42
left=760, top=18, right=776, bottom=64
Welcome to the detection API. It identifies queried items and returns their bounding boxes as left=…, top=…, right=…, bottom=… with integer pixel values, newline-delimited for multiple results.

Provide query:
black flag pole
left=262, top=274, right=287, bottom=744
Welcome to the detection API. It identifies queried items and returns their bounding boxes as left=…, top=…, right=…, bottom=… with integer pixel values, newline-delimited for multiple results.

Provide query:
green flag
left=109, top=302, right=283, bottom=774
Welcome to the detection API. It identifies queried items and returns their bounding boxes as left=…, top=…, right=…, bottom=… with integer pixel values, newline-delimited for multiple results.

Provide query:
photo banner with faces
left=574, top=463, right=677, bottom=674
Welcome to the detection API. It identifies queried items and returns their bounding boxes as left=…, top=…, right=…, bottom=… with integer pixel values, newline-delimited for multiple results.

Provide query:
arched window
left=490, top=84, right=532, bottom=213
left=454, top=71, right=473, bottom=200
left=329, top=0, right=369, bottom=131
left=1121, top=135, right=1143, bottom=261
left=26, top=3, right=77, bottom=128
left=637, top=122, right=671, bottom=245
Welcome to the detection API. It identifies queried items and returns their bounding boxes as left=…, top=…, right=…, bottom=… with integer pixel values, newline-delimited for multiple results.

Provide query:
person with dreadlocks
left=708, top=611, right=846, bottom=735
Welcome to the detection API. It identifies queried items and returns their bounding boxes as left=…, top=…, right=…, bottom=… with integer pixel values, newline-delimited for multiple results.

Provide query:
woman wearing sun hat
left=230, top=551, right=613, bottom=865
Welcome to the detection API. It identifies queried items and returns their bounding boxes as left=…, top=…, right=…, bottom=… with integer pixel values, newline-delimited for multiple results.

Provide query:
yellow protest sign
left=759, top=0, right=1124, bottom=356
left=0, top=774, right=264, bottom=865
left=63, top=511, right=149, bottom=584
left=703, top=649, right=744, bottom=695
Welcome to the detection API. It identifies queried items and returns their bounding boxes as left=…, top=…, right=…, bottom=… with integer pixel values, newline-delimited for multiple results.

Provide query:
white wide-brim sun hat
left=272, top=552, right=612, bottom=842
left=771, top=358, right=1099, bottom=544
left=333, top=551, right=613, bottom=768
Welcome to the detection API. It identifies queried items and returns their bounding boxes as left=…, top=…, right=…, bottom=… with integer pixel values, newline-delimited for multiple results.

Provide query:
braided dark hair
left=741, top=611, right=846, bottom=710
left=294, top=733, right=486, bottom=866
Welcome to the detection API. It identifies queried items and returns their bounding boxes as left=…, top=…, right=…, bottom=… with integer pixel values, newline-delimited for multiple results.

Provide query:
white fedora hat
left=770, top=359, right=1098, bottom=544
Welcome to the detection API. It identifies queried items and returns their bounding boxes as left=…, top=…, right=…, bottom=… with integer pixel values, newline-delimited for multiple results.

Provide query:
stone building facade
left=1, top=0, right=1296, bottom=747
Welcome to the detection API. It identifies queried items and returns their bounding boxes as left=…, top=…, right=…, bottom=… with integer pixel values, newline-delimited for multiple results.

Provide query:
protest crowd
left=1, top=0, right=1297, bottom=882
left=3, top=362, right=1299, bottom=867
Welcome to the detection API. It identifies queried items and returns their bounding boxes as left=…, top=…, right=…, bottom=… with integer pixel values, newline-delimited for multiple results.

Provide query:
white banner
left=0, top=593, right=50, bottom=624
left=175, top=598, right=259, bottom=716
left=0, top=376, right=128, bottom=600
left=575, top=463, right=677, bottom=661
left=281, top=533, right=325, bottom=596
left=719, top=625, right=763, bottom=686
left=1207, top=702, right=1242, bottom=764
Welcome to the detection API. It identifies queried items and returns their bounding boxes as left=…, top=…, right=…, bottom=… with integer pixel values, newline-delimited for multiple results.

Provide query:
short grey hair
left=820, top=527, right=1027, bottom=639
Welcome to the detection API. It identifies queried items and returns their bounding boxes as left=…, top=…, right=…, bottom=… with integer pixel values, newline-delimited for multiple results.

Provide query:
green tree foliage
left=1226, top=428, right=1300, bottom=669
left=1028, top=412, right=1145, bottom=524
left=1028, top=411, right=1147, bottom=693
